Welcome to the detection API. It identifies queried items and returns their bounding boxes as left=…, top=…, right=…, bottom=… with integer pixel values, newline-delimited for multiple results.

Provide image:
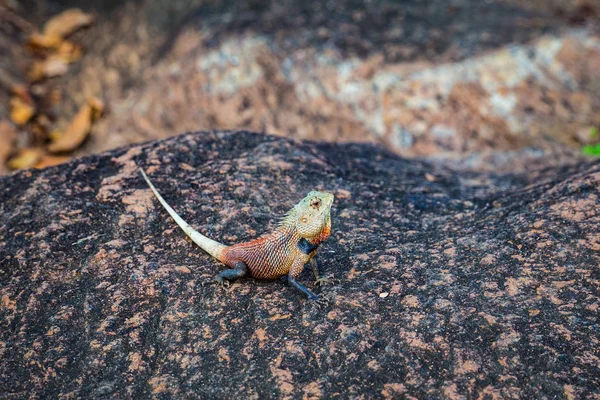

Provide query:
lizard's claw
left=315, top=275, right=338, bottom=287
left=214, top=276, right=230, bottom=289
left=307, top=294, right=331, bottom=310
left=314, top=277, right=330, bottom=287
left=306, top=294, right=322, bottom=310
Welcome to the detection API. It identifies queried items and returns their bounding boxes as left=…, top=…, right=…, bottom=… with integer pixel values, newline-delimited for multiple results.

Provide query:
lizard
left=139, top=168, right=334, bottom=300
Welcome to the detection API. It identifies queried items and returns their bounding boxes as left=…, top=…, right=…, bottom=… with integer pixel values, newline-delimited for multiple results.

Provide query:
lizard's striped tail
left=139, top=168, right=228, bottom=262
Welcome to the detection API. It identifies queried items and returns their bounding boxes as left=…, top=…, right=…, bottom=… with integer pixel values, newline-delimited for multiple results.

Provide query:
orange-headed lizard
left=139, top=168, right=334, bottom=300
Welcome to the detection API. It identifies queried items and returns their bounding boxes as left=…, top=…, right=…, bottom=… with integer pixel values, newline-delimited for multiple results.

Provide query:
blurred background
left=0, top=0, right=599, bottom=175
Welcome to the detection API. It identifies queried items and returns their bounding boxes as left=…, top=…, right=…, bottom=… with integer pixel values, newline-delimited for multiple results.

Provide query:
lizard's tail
left=139, top=168, right=228, bottom=262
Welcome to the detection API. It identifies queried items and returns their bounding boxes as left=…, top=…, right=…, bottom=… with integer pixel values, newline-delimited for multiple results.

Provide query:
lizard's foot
left=306, top=293, right=332, bottom=310
left=314, top=277, right=330, bottom=287
left=214, top=262, right=247, bottom=290
left=214, top=276, right=230, bottom=289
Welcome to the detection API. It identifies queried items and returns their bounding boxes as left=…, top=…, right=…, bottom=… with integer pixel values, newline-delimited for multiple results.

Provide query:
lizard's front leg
left=216, top=261, right=248, bottom=288
left=289, top=255, right=318, bottom=300
left=310, top=257, right=329, bottom=287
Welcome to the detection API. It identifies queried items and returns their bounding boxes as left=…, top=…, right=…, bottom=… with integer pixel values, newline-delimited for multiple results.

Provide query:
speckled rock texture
left=1, top=131, right=599, bottom=398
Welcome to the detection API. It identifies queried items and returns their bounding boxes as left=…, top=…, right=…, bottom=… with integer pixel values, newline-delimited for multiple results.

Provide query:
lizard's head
left=294, top=191, right=334, bottom=240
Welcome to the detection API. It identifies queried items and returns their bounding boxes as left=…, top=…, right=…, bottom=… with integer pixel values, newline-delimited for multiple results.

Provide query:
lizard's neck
left=312, top=214, right=331, bottom=245
left=313, top=224, right=331, bottom=245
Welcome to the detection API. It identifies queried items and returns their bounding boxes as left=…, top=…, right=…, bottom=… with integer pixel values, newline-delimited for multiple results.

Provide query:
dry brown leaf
left=48, top=97, right=104, bottom=153
left=88, top=97, right=105, bottom=120
left=7, top=148, right=43, bottom=170
left=34, top=154, right=70, bottom=169
left=28, top=9, right=94, bottom=49
left=48, top=129, right=63, bottom=141
left=44, top=9, right=94, bottom=40
left=28, top=55, right=69, bottom=81
left=56, top=41, right=82, bottom=62
left=27, top=62, right=45, bottom=82
left=9, top=97, right=36, bottom=125
left=28, top=32, right=62, bottom=49
left=0, top=121, right=17, bottom=163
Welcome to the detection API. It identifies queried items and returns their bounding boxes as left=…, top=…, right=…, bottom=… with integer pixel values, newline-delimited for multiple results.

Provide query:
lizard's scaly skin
left=139, top=168, right=334, bottom=298
left=223, top=213, right=331, bottom=279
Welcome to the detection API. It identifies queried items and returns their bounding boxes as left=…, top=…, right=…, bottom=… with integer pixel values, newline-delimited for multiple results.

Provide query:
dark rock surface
left=1, top=130, right=599, bottom=398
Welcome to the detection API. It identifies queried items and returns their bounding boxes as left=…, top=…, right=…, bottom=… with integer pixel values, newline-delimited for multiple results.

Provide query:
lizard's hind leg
left=215, top=261, right=248, bottom=288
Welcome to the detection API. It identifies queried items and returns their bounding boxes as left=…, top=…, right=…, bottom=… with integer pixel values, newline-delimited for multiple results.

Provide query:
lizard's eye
left=310, top=198, right=321, bottom=209
left=301, top=217, right=308, bottom=223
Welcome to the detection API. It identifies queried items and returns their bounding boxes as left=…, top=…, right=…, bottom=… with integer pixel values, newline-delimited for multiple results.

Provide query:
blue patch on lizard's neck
left=298, top=238, right=318, bottom=255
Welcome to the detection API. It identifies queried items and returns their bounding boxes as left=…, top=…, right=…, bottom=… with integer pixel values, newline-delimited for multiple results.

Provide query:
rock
left=1, top=131, right=598, bottom=398
left=75, top=29, right=600, bottom=171
left=15, top=0, right=595, bottom=173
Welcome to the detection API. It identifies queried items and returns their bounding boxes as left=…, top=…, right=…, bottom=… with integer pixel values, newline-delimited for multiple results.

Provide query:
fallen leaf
left=43, top=9, right=94, bottom=41
left=9, top=97, right=36, bottom=125
left=48, top=129, right=63, bottom=141
left=379, top=292, right=389, bottom=298
left=56, top=41, right=82, bottom=62
left=48, top=97, right=104, bottom=153
left=0, top=121, right=16, bottom=165
left=28, top=55, right=69, bottom=81
left=8, top=148, right=43, bottom=170
left=28, top=9, right=94, bottom=49
left=34, top=154, right=70, bottom=169
left=87, top=97, right=105, bottom=121
left=28, top=32, right=62, bottom=49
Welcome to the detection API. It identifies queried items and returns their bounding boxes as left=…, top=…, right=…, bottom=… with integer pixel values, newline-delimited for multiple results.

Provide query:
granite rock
left=66, top=28, right=600, bottom=170
left=1, top=131, right=599, bottom=398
